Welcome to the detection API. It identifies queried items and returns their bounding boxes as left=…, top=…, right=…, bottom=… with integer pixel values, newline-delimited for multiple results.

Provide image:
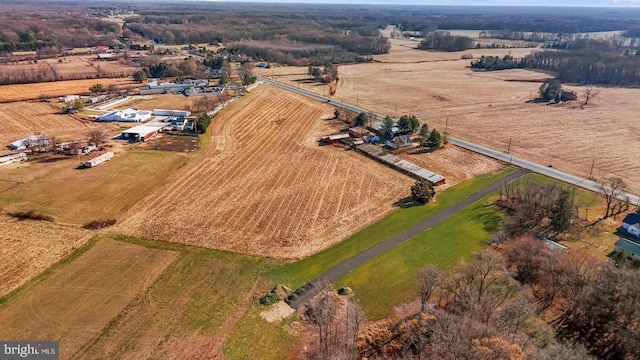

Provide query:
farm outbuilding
left=0, top=152, right=27, bottom=167
left=81, top=152, right=114, bottom=168
left=120, top=125, right=163, bottom=142
left=319, top=133, right=350, bottom=144
left=97, top=108, right=152, bottom=122
left=10, top=135, right=49, bottom=150
left=139, top=82, right=195, bottom=95
left=355, top=144, right=446, bottom=185
left=153, top=109, right=191, bottom=117
left=348, top=126, right=370, bottom=138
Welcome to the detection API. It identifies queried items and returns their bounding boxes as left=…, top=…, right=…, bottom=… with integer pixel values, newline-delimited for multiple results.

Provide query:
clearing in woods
left=0, top=238, right=178, bottom=360
left=0, top=150, right=189, bottom=224
left=259, top=36, right=640, bottom=194
left=0, top=214, right=94, bottom=297
left=116, top=85, right=415, bottom=259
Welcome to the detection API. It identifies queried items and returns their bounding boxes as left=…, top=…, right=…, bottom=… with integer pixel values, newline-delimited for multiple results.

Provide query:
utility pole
left=589, top=158, right=595, bottom=180
left=507, top=136, right=512, bottom=154
left=445, top=117, right=448, bottom=135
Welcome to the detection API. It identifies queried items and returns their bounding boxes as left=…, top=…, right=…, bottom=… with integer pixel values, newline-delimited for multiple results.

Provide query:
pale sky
left=203, top=0, right=640, bottom=6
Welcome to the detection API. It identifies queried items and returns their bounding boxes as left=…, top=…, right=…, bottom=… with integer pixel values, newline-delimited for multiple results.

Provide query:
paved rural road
left=449, top=138, right=640, bottom=205
left=286, top=168, right=530, bottom=309
left=260, top=76, right=640, bottom=205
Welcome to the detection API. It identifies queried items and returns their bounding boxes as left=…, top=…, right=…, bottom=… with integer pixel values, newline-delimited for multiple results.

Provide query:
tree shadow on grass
left=393, top=196, right=422, bottom=209
left=473, top=204, right=504, bottom=233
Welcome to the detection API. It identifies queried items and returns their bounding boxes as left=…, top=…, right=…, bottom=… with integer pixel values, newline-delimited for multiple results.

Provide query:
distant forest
left=3, top=2, right=640, bottom=81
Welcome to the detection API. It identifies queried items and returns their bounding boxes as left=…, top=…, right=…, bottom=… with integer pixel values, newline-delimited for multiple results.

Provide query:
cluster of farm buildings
left=320, top=126, right=446, bottom=186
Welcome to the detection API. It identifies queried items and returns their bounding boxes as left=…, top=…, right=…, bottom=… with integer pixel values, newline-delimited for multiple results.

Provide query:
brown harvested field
left=116, top=94, right=200, bottom=112
left=0, top=238, right=178, bottom=359
left=115, top=85, right=415, bottom=259
left=0, top=78, right=137, bottom=103
left=0, top=101, right=122, bottom=153
left=260, top=38, right=640, bottom=194
left=0, top=150, right=189, bottom=224
left=395, top=145, right=503, bottom=189
left=0, top=214, right=94, bottom=297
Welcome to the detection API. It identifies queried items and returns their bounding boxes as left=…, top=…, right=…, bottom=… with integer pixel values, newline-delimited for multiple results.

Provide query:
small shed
left=120, top=125, right=162, bottom=142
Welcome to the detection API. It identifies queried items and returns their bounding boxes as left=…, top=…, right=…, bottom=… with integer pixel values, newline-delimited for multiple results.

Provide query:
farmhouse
left=0, top=152, right=27, bottom=167
left=385, top=135, right=412, bottom=150
left=97, top=108, right=152, bottom=122
left=355, top=144, right=446, bottom=185
left=613, top=213, right=640, bottom=259
left=169, top=118, right=189, bottom=131
left=139, top=82, right=195, bottom=95
left=120, top=125, right=163, bottom=142
left=81, top=152, right=114, bottom=168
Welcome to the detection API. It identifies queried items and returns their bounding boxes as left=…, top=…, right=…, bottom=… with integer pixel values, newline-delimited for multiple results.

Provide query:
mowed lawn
left=339, top=196, right=501, bottom=319
left=0, top=150, right=189, bottom=224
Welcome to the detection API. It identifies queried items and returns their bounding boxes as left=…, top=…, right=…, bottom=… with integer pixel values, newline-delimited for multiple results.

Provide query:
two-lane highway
left=259, top=75, right=640, bottom=205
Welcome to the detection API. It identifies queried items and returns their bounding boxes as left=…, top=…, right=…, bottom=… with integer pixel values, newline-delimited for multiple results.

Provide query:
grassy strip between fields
left=271, top=166, right=517, bottom=288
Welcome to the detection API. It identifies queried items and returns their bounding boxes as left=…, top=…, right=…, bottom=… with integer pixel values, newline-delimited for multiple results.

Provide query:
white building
left=0, top=152, right=27, bottom=167
left=120, top=125, right=163, bottom=142
left=10, top=135, right=49, bottom=150
left=97, top=108, right=152, bottom=122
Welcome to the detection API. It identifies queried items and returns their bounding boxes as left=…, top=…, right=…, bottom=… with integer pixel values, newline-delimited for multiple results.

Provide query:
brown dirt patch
left=136, top=132, right=201, bottom=153
left=0, top=238, right=178, bottom=359
left=115, top=85, right=414, bottom=259
left=0, top=214, right=94, bottom=297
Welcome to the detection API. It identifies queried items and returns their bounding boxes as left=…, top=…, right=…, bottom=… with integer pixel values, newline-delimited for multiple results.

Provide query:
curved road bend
left=286, top=168, right=530, bottom=309
left=260, top=76, right=640, bottom=206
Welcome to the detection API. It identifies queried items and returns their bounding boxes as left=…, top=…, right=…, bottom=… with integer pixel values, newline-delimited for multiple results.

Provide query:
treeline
left=471, top=55, right=525, bottom=71
left=524, top=48, right=640, bottom=86
left=228, top=40, right=371, bottom=66
left=418, top=33, right=473, bottom=52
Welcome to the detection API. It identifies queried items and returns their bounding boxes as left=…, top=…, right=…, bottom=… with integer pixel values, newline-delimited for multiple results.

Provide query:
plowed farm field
left=116, top=85, right=414, bottom=259
left=0, top=238, right=178, bottom=359
left=0, top=214, right=93, bottom=297
left=0, top=78, right=137, bottom=103
left=259, top=37, right=640, bottom=194
left=0, top=101, right=120, bottom=152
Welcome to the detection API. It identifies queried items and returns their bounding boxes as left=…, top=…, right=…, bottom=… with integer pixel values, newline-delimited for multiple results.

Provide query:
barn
left=120, top=125, right=163, bottom=142
left=97, top=108, right=152, bottom=122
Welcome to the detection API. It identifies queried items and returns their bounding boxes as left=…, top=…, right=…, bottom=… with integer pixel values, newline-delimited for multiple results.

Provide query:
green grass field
left=339, top=196, right=501, bottom=319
